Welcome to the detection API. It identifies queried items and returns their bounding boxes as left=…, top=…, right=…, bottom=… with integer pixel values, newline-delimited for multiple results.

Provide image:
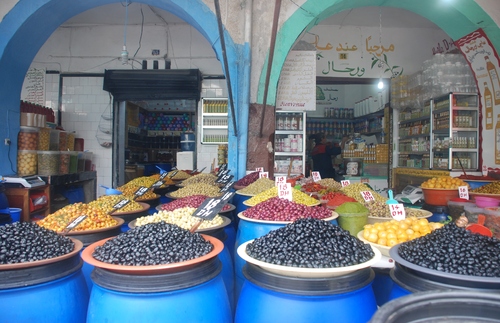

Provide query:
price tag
left=134, top=186, right=149, bottom=198
left=159, top=172, right=169, bottom=180
left=278, top=183, right=292, bottom=201
left=168, top=170, right=178, bottom=178
left=220, top=180, right=236, bottom=193
left=192, top=192, right=234, bottom=221
left=217, top=174, right=234, bottom=185
left=341, top=180, right=351, bottom=187
left=360, top=191, right=375, bottom=202
left=112, top=199, right=130, bottom=210
left=482, top=165, right=488, bottom=176
left=171, top=166, right=177, bottom=170
left=217, top=164, right=228, bottom=176
left=259, top=172, right=269, bottom=179
left=152, top=180, right=164, bottom=188
left=458, top=186, right=469, bottom=200
left=217, top=169, right=230, bottom=180
left=255, top=167, right=264, bottom=172
left=311, top=171, right=321, bottom=182
left=389, top=204, right=406, bottom=221
left=64, top=215, right=87, bottom=232
left=275, top=175, right=287, bottom=186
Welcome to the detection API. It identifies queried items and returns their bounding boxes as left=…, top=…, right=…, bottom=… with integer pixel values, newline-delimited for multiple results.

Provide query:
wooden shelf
left=5, top=185, right=51, bottom=222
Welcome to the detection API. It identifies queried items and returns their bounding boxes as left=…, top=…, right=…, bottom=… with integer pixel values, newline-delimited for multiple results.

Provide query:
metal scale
left=1, top=175, right=46, bottom=188
left=394, top=185, right=423, bottom=205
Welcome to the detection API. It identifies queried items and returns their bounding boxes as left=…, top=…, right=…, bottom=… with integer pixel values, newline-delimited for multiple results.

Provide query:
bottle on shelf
left=485, top=82, right=494, bottom=130
left=485, top=56, right=500, bottom=105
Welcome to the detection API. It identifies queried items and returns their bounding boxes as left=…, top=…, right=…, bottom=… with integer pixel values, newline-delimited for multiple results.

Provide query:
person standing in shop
left=309, top=133, right=342, bottom=179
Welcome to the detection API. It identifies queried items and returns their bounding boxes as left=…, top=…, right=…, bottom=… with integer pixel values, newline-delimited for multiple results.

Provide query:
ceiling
left=62, top=3, right=440, bottom=29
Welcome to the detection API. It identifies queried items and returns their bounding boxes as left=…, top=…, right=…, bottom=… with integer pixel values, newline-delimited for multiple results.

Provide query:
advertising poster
left=276, top=51, right=316, bottom=111
left=456, top=29, right=500, bottom=165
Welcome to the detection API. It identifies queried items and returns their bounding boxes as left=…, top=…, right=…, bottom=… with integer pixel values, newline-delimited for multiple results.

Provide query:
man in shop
left=309, top=133, right=342, bottom=180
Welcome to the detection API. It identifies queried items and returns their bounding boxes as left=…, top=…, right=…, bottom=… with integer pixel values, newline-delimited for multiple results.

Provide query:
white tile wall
left=196, top=79, right=228, bottom=172
left=46, top=75, right=113, bottom=196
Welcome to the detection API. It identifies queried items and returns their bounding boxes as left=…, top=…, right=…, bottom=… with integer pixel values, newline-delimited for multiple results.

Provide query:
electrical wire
left=132, top=5, right=145, bottom=60
left=124, top=0, right=129, bottom=47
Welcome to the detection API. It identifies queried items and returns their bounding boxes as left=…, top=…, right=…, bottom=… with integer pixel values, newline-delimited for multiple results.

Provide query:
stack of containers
left=17, top=126, right=39, bottom=176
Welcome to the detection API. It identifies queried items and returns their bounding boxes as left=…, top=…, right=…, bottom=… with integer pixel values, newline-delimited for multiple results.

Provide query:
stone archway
left=0, top=0, right=244, bottom=176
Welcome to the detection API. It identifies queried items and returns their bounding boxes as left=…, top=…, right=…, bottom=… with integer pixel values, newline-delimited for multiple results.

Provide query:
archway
left=0, top=0, right=244, bottom=176
left=257, top=0, right=500, bottom=104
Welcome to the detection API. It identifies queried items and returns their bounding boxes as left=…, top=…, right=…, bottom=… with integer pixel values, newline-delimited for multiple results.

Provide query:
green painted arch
left=257, top=0, right=500, bottom=104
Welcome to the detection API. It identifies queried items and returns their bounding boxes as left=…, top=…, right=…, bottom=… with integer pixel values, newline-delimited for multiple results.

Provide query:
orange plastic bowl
left=421, top=188, right=459, bottom=206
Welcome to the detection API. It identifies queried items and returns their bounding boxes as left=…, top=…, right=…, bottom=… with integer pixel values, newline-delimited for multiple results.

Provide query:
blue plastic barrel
left=234, top=213, right=339, bottom=299
left=232, top=191, right=250, bottom=216
left=0, top=253, right=89, bottom=322
left=388, top=262, right=500, bottom=301
left=87, top=257, right=231, bottom=323
left=235, top=264, right=377, bottom=323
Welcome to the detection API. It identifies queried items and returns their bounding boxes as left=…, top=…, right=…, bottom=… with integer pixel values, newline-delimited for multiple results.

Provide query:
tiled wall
left=45, top=74, right=113, bottom=196
left=196, top=79, right=228, bottom=172
left=45, top=75, right=227, bottom=197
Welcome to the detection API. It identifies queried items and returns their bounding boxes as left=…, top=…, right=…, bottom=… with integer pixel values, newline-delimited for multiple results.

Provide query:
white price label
left=482, top=165, right=488, bottom=176
left=360, top=191, right=375, bottom=202
left=278, top=183, right=292, bottom=201
left=389, top=204, right=406, bottom=221
left=311, top=171, right=321, bottom=182
left=255, top=167, right=264, bottom=172
left=341, top=180, right=351, bottom=187
left=275, top=175, right=287, bottom=186
left=458, top=186, right=469, bottom=200
left=259, top=172, right=269, bottom=179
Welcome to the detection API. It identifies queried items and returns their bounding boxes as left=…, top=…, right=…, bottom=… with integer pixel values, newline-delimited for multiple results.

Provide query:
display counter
left=343, top=175, right=388, bottom=198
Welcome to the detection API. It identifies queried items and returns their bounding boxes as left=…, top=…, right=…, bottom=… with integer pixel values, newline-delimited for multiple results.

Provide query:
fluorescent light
left=378, top=79, right=384, bottom=89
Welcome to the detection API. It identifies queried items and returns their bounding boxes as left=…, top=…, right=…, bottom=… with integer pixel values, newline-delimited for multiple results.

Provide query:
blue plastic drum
left=235, top=264, right=377, bottom=323
left=0, top=250, right=89, bottom=322
left=234, top=212, right=338, bottom=299
left=87, top=258, right=231, bottom=323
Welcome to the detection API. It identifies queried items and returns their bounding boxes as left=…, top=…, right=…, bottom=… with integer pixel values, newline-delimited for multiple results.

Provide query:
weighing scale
left=1, top=175, right=46, bottom=188
left=395, top=185, right=423, bottom=204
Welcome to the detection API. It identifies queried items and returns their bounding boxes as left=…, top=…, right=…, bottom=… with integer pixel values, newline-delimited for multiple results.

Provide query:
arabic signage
left=276, top=51, right=316, bottom=111
left=455, top=29, right=500, bottom=165
left=304, top=25, right=450, bottom=78
left=21, top=68, right=45, bottom=105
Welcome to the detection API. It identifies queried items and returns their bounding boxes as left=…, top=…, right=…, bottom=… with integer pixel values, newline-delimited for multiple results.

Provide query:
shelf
left=451, top=127, right=478, bottom=132
left=202, top=126, right=228, bottom=129
left=202, top=113, right=228, bottom=117
left=399, top=115, right=431, bottom=124
left=275, top=152, right=304, bottom=157
left=399, top=133, right=431, bottom=140
left=432, top=129, right=450, bottom=134
left=363, top=129, right=384, bottom=136
left=398, top=151, right=429, bottom=155
left=354, top=110, right=385, bottom=120
left=276, top=130, right=303, bottom=135
left=202, top=141, right=227, bottom=145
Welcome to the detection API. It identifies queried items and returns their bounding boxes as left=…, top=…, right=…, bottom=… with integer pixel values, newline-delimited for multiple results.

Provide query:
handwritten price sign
left=278, top=183, right=292, bottom=201
left=458, top=186, right=469, bottom=200
left=482, top=165, right=488, bottom=176
left=341, top=180, right=350, bottom=187
left=255, top=167, right=264, bottom=172
left=259, top=172, right=269, bottom=179
left=311, top=171, right=321, bottom=182
left=389, top=204, right=406, bottom=221
left=275, top=175, right=287, bottom=186
left=360, top=191, right=375, bottom=202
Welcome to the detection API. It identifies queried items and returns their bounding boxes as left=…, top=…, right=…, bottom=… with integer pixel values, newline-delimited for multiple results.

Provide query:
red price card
left=311, top=171, right=321, bottom=182
left=360, top=191, right=375, bottom=202
left=482, top=165, right=488, bottom=176
left=458, top=186, right=469, bottom=200
left=255, top=167, right=264, bottom=172
left=275, top=175, right=287, bottom=186
left=341, top=180, right=350, bottom=187
left=389, top=204, right=406, bottom=221
left=259, top=172, right=269, bottom=179
left=278, top=183, right=292, bottom=201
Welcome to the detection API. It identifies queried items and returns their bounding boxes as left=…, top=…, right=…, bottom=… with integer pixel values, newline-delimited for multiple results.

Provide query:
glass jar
left=37, top=151, right=60, bottom=176
left=17, top=150, right=37, bottom=176
left=18, top=126, right=39, bottom=150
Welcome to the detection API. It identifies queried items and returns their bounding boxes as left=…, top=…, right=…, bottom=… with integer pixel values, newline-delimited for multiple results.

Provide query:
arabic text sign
left=276, top=51, right=316, bottom=111
left=21, top=68, right=45, bottom=105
